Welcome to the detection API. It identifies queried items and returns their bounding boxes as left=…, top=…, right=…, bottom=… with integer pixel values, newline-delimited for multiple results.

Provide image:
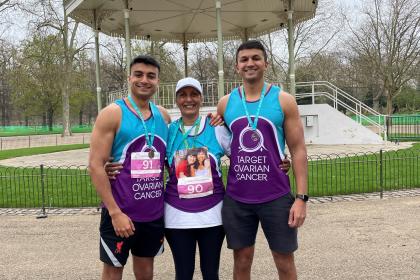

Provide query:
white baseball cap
left=175, top=77, right=203, bottom=95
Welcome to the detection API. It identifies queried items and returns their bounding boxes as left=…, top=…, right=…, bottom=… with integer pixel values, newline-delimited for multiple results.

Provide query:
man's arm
left=157, top=105, right=171, bottom=124
left=88, top=105, right=135, bottom=238
left=217, top=94, right=230, bottom=118
left=280, top=92, right=308, bottom=228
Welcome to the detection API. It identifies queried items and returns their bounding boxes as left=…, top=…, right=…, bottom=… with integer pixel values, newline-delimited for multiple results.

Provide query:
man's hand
left=207, top=113, right=224, bottom=126
left=288, top=199, right=306, bottom=228
left=104, top=157, right=123, bottom=180
left=110, top=211, right=136, bottom=238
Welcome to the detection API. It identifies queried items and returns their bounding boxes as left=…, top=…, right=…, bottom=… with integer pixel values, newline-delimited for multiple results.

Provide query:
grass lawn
left=0, top=125, right=92, bottom=137
left=0, top=143, right=419, bottom=208
left=0, top=166, right=99, bottom=208
left=289, top=143, right=420, bottom=196
left=0, top=144, right=89, bottom=160
left=0, top=144, right=95, bottom=207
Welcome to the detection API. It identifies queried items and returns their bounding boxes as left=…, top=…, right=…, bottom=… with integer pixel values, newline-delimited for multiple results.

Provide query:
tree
left=70, top=50, right=96, bottom=126
left=394, top=86, right=420, bottom=113
left=348, top=0, right=420, bottom=115
left=0, top=0, right=18, bottom=14
left=101, top=38, right=126, bottom=91
left=263, top=0, right=344, bottom=83
left=10, top=33, right=62, bottom=130
left=190, top=41, right=239, bottom=82
left=0, top=39, right=17, bottom=126
left=25, top=0, right=91, bottom=136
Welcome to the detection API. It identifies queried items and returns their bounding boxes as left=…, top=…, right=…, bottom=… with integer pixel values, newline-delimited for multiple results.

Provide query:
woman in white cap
left=105, top=77, right=290, bottom=279
left=162, top=77, right=230, bottom=280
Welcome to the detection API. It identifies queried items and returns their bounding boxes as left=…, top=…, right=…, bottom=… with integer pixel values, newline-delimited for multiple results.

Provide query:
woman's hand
left=280, top=155, right=292, bottom=173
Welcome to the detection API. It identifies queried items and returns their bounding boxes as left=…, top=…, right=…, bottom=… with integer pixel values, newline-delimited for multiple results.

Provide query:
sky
left=1, top=0, right=364, bottom=44
left=0, top=0, right=369, bottom=72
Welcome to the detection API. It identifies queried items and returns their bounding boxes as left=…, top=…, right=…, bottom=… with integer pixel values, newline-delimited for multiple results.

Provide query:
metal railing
left=1, top=149, right=418, bottom=208
left=106, top=80, right=387, bottom=139
left=106, top=80, right=244, bottom=108
left=0, top=165, right=99, bottom=209
left=294, top=81, right=386, bottom=140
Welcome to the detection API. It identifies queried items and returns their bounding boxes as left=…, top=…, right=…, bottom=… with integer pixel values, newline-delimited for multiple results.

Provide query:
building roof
left=65, top=0, right=318, bottom=42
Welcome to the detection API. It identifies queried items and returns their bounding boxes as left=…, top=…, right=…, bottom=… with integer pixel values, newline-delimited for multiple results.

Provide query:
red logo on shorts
left=115, top=241, right=124, bottom=254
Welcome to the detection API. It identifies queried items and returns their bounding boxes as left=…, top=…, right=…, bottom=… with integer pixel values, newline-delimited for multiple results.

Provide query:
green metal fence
left=0, top=165, right=99, bottom=208
left=0, top=149, right=419, bottom=208
left=386, top=115, right=420, bottom=141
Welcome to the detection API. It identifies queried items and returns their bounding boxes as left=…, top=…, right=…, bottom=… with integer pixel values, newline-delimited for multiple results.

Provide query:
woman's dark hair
left=185, top=150, right=196, bottom=177
left=193, top=147, right=207, bottom=169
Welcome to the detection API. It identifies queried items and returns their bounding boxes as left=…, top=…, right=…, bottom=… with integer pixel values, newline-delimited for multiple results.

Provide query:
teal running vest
left=165, top=117, right=225, bottom=212
left=109, top=99, right=168, bottom=222
left=224, top=85, right=290, bottom=203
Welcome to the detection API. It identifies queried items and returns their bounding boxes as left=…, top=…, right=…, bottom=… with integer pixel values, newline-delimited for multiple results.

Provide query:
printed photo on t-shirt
left=174, top=147, right=213, bottom=199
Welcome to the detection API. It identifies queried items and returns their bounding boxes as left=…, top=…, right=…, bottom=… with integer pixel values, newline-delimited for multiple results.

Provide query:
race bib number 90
left=131, top=152, right=161, bottom=179
left=177, top=176, right=214, bottom=199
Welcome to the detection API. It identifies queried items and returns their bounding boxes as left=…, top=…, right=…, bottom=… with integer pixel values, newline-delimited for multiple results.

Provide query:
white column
left=124, top=0, right=132, bottom=86
left=93, top=10, right=102, bottom=112
left=287, top=2, right=295, bottom=96
left=215, top=0, right=224, bottom=99
left=183, top=34, right=188, bottom=77
left=94, top=30, right=102, bottom=111
left=242, top=28, right=249, bottom=43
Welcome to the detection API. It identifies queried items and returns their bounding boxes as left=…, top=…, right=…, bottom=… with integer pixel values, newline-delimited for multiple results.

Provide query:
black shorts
left=99, top=208, right=164, bottom=267
left=222, top=193, right=297, bottom=254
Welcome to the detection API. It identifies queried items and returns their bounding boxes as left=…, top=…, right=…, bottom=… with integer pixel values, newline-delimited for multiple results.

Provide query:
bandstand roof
left=65, top=0, right=318, bottom=43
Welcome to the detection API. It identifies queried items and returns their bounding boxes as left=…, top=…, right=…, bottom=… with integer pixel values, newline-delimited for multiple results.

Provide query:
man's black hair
left=130, top=55, right=161, bottom=73
left=236, top=40, right=268, bottom=63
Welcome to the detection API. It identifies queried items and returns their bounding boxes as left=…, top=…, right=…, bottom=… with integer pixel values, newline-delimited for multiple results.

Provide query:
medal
left=251, top=131, right=260, bottom=142
left=148, top=150, right=155, bottom=159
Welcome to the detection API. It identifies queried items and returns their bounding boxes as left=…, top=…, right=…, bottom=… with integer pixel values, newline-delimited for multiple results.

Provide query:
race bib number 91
left=131, top=152, right=161, bottom=179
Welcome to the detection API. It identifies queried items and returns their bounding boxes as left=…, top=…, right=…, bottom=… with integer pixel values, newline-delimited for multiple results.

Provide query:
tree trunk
left=42, top=113, right=47, bottom=127
left=372, top=99, right=380, bottom=112
left=386, top=90, right=393, bottom=116
left=47, top=108, right=54, bottom=131
left=61, top=84, right=71, bottom=136
left=79, top=108, right=83, bottom=126
left=88, top=110, right=92, bottom=125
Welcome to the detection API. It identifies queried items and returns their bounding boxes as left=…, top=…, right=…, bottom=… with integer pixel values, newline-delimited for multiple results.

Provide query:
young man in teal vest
left=217, top=40, right=308, bottom=280
left=89, top=55, right=170, bottom=280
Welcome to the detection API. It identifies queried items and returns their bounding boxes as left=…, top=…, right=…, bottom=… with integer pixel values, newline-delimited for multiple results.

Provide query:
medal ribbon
left=180, top=116, right=201, bottom=150
left=240, top=83, right=267, bottom=130
left=167, top=116, right=201, bottom=165
left=127, top=95, right=156, bottom=150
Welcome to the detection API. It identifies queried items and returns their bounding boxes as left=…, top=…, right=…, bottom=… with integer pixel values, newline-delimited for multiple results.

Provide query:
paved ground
left=1, top=192, right=419, bottom=280
left=0, top=142, right=412, bottom=167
